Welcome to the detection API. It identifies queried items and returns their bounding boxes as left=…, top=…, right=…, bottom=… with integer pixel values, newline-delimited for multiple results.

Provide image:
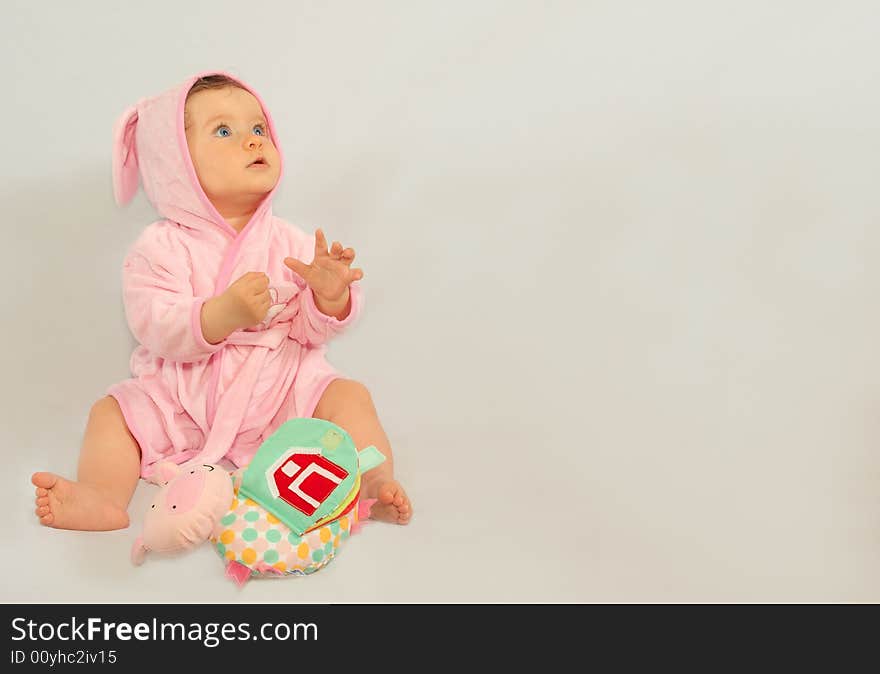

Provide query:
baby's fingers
left=231, top=272, right=268, bottom=295
left=259, top=290, right=272, bottom=311
left=340, top=247, right=355, bottom=263
left=284, top=256, right=309, bottom=279
left=314, top=228, right=329, bottom=256
left=248, top=273, right=270, bottom=293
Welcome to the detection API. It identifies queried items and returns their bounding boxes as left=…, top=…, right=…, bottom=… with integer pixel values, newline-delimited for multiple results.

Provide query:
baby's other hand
left=284, top=228, right=363, bottom=302
left=222, top=271, right=272, bottom=330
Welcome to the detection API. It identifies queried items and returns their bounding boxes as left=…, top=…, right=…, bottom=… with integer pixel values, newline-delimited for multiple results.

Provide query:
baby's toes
left=36, top=496, right=49, bottom=508
left=31, top=472, right=58, bottom=490
left=35, top=487, right=48, bottom=498
left=378, top=482, right=398, bottom=504
left=39, top=512, right=54, bottom=526
left=398, top=498, right=412, bottom=521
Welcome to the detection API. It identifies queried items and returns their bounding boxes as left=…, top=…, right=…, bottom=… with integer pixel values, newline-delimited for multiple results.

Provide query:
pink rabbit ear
left=112, top=104, right=140, bottom=206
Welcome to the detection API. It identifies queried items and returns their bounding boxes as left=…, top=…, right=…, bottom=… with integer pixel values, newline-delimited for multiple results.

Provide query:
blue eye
left=215, top=125, right=231, bottom=138
left=253, top=125, right=264, bottom=136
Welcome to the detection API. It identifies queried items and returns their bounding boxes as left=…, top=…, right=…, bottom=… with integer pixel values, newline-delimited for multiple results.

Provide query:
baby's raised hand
left=221, top=271, right=272, bottom=330
left=283, top=228, right=363, bottom=302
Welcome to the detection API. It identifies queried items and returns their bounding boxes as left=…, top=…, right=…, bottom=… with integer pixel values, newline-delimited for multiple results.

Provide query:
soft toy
left=131, top=418, right=385, bottom=586
left=130, top=461, right=233, bottom=564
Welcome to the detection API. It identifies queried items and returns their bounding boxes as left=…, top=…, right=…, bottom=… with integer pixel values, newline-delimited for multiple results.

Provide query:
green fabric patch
left=357, top=445, right=386, bottom=474
left=239, top=418, right=359, bottom=536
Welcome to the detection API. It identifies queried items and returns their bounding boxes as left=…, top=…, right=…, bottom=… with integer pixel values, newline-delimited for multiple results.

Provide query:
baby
left=31, top=71, right=412, bottom=531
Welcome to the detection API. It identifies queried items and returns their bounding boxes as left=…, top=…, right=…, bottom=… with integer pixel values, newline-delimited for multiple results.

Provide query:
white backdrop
left=2, top=0, right=879, bottom=602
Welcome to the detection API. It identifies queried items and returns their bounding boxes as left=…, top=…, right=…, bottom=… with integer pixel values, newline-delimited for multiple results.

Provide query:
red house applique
left=267, top=448, right=349, bottom=516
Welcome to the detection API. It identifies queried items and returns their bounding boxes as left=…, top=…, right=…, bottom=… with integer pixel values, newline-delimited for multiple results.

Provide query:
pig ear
left=131, top=536, right=147, bottom=566
left=112, top=104, right=140, bottom=206
left=154, top=461, right=181, bottom=483
left=144, top=460, right=180, bottom=485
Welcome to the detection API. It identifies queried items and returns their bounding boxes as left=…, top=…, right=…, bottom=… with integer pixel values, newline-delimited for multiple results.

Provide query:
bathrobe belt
left=182, top=323, right=292, bottom=470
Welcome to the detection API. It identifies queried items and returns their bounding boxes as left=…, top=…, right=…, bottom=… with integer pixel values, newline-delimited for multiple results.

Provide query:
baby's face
left=184, top=87, right=280, bottom=210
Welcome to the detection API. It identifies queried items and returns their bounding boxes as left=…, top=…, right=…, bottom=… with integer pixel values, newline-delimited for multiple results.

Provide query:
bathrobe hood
left=111, top=70, right=283, bottom=235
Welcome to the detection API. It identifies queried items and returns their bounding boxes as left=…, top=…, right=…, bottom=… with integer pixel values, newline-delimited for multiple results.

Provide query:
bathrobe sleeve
left=287, top=280, right=363, bottom=347
left=121, top=226, right=226, bottom=363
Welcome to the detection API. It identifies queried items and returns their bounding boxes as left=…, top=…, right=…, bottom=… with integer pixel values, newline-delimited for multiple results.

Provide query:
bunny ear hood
left=111, top=71, right=284, bottom=234
left=112, top=104, right=140, bottom=206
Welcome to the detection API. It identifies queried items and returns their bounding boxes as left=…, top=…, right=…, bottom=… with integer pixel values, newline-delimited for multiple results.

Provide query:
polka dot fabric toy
left=213, top=474, right=368, bottom=581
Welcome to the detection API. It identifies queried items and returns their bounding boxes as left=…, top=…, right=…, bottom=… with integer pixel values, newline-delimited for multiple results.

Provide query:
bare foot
left=31, top=472, right=129, bottom=531
left=369, top=480, right=412, bottom=525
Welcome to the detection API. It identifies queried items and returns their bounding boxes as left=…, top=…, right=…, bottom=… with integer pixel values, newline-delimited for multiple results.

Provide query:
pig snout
left=163, top=469, right=207, bottom=514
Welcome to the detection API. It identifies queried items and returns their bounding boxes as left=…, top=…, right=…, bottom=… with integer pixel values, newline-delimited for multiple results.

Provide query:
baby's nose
left=245, top=134, right=263, bottom=149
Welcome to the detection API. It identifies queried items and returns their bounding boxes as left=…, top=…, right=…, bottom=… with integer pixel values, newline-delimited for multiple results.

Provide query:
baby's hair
left=187, top=74, right=245, bottom=99
left=184, top=74, right=246, bottom=130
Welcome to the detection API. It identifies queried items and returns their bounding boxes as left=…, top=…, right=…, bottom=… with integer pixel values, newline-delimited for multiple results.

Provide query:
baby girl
left=31, top=71, right=412, bottom=531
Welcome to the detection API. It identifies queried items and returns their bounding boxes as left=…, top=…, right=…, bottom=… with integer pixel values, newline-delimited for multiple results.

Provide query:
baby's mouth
left=248, top=157, right=267, bottom=167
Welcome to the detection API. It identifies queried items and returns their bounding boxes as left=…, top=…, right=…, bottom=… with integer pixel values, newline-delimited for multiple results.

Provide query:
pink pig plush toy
left=130, top=462, right=233, bottom=565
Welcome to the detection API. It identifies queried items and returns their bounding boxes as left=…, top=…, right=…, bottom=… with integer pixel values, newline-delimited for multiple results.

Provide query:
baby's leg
left=312, top=379, right=412, bottom=525
left=32, top=396, right=141, bottom=531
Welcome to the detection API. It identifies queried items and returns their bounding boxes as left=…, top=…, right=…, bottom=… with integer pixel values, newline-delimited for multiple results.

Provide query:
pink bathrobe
left=107, top=71, right=361, bottom=479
